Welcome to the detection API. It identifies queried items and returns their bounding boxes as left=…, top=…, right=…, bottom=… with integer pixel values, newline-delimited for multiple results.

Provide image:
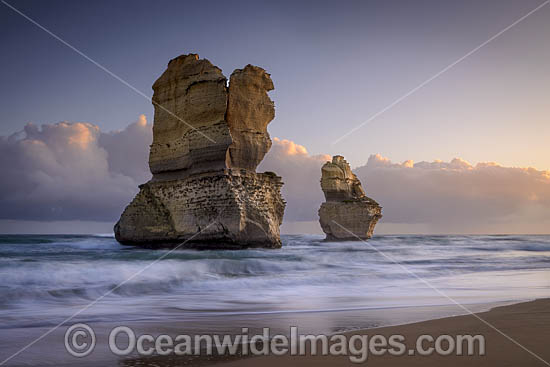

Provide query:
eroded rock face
left=226, top=65, right=275, bottom=170
left=115, top=171, right=285, bottom=248
left=115, top=54, right=285, bottom=249
left=149, top=54, right=232, bottom=177
left=318, top=155, right=382, bottom=241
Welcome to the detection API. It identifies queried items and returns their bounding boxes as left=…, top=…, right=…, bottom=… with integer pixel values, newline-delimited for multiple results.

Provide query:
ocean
left=1, top=234, right=549, bottom=365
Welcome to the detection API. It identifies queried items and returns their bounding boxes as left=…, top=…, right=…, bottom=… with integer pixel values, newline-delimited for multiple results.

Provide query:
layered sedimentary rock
left=318, top=156, right=382, bottom=241
left=148, top=54, right=231, bottom=176
left=226, top=65, right=275, bottom=170
left=115, top=54, right=285, bottom=249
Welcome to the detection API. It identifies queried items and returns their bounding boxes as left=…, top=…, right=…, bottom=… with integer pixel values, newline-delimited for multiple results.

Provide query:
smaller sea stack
left=318, top=155, right=382, bottom=241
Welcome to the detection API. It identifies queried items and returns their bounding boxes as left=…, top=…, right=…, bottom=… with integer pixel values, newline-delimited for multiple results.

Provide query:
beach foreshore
left=2, top=299, right=548, bottom=366
left=212, top=298, right=550, bottom=367
left=108, top=298, right=550, bottom=367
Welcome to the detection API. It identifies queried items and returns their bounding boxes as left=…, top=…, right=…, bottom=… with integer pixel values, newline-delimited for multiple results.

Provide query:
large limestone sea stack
left=318, top=156, right=382, bottom=240
left=115, top=54, right=286, bottom=249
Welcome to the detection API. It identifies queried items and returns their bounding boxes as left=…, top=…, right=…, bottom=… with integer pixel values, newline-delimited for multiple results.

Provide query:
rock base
left=115, top=170, right=285, bottom=249
left=318, top=199, right=382, bottom=241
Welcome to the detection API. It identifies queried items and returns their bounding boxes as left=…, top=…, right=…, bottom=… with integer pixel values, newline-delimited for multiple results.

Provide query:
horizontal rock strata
left=115, top=171, right=285, bottom=249
left=149, top=54, right=232, bottom=177
left=115, top=54, right=285, bottom=249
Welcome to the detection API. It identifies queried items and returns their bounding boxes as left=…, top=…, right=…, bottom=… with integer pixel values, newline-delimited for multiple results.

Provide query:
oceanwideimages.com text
left=65, top=324, right=486, bottom=363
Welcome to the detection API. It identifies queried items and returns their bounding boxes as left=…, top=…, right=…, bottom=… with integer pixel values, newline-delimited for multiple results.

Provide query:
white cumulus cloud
left=0, top=116, right=152, bottom=221
left=1, top=124, right=549, bottom=234
left=354, top=154, right=550, bottom=233
left=259, top=137, right=330, bottom=221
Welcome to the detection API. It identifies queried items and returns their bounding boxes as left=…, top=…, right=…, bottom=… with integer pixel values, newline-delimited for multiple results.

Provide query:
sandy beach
left=111, top=298, right=550, bottom=366
left=213, top=298, right=550, bottom=367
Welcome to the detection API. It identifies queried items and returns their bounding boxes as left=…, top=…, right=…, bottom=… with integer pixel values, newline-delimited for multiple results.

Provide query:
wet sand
left=2, top=299, right=548, bottom=366
left=213, top=298, right=550, bottom=367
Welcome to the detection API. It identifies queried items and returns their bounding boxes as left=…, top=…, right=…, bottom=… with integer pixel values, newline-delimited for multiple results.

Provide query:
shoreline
left=326, top=297, right=526, bottom=335
left=1, top=298, right=548, bottom=366
left=215, top=298, right=550, bottom=367
left=112, top=298, right=550, bottom=367
left=2, top=232, right=549, bottom=366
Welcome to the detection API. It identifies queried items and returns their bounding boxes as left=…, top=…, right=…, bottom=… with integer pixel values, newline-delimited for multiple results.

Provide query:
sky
left=0, top=0, right=549, bottom=234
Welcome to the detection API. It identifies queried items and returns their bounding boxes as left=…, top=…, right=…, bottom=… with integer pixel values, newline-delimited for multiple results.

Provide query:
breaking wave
left=1, top=234, right=549, bottom=328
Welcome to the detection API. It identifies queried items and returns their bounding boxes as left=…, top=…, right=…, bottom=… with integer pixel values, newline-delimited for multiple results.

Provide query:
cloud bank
left=259, top=137, right=330, bottom=221
left=0, top=116, right=152, bottom=221
left=355, top=155, right=550, bottom=233
left=1, top=119, right=549, bottom=234
left=261, top=144, right=550, bottom=234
